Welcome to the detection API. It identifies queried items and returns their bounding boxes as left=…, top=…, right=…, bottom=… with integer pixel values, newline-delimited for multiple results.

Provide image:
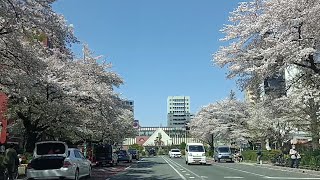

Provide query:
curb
left=241, top=162, right=320, bottom=176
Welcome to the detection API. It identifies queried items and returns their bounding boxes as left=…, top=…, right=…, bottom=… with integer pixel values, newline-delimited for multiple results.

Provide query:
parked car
left=94, top=144, right=118, bottom=167
left=128, top=149, right=140, bottom=160
left=169, top=149, right=182, bottom=158
left=148, top=148, right=156, bottom=156
left=214, top=146, right=234, bottom=163
left=26, top=141, right=92, bottom=180
left=117, top=150, right=132, bottom=163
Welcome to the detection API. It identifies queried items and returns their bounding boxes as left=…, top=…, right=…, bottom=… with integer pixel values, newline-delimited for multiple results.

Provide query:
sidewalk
left=241, top=161, right=320, bottom=176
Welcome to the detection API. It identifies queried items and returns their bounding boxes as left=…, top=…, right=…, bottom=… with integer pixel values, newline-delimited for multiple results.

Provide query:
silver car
left=27, top=141, right=92, bottom=180
left=214, top=146, right=234, bottom=163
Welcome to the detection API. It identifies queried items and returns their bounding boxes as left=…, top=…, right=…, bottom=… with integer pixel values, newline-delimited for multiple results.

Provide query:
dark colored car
left=128, top=149, right=140, bottom=160
left=148, top=148, right=156, bottom=156
left=117, top=150, right=132, bottom=163
left=94, top=144, right=118, bottom=166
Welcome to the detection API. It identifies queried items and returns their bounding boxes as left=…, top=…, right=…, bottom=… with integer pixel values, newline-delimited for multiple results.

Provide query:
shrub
left=141, top=151, right=146, bottom=157
left=206, top=150, right=214, bottom=157
left=180, top=142, right=186, bottom=150
left=181, top=150, right=185, bottom=156
left=242, top=150, right=282, bottom=162
left=129, top=144, right=144, bottom=152
left=158, top=149, right=165, bottom=155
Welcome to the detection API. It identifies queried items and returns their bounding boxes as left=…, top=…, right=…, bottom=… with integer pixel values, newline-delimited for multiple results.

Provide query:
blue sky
left=53, top=0, right=243, bottom=127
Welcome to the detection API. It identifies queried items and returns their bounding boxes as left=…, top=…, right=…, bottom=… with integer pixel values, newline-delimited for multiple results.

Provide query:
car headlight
left=202, top=153, right=206, bottom=156
left=188, top=153, right=193, bottom=157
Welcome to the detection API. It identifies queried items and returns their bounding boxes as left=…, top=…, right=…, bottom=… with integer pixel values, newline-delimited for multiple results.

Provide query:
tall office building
left=122, top=100, right=134, bottom=115
left=167, top=96, right=192, bottom=128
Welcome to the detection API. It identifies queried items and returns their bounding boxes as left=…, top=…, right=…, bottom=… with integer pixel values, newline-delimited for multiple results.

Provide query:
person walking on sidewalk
left=289, top=145, right=298, bottom=168
left=4, top=144, right=19, bottom=180
left=256, top=147, right=262, bottom=164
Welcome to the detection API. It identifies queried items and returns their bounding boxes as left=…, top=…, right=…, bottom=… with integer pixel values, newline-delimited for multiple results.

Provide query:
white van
left=185, top=143, right=206, bottom=165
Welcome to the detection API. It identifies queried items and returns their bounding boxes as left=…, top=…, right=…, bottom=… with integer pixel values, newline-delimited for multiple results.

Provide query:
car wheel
left=74, top=169, right=79, bottom=180
left=218, top=158, right=221, bottom=163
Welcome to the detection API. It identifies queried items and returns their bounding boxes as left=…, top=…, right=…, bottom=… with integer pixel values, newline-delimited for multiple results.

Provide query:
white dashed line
left=224, top=177, right=244, bottom=179
left=189, top=177, right=195, bottom=179
left=264, top=177, right=320, bottom=179
left=125, top=165, right=131, bottom=170
left=162, top=156, right=187, bottom=180
left=186, top=173, right=190, bottom=175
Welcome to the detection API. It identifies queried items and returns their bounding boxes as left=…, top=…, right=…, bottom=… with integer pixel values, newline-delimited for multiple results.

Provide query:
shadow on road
left=110, top=157, right=181, bottom=180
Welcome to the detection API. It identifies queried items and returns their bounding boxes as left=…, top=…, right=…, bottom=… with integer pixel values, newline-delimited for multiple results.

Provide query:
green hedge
left=242, top=150, right=282, bottom=162
left=242, top=149, right=320, bottom=170
left=299, top=150, right=320, bottom=168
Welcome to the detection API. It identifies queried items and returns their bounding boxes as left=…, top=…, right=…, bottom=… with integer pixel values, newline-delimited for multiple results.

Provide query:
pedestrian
left=4, top=144, right=19, bottom=180
left=256, top=147, right=262, bottom=164
left=289, top=145, right=297, bottom=168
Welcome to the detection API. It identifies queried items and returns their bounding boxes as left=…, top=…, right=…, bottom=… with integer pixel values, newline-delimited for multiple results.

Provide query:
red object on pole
left=0, top=93, right=8, bottom=144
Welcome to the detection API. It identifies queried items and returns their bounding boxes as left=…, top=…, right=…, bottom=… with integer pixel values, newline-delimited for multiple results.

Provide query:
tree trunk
left=17, top=108, right=43, bottom=153
left=25, top=132, right=38, bottom=153
left=310, top=121, right=319, bottom=150
left=309, top=99, right=319, bottom=150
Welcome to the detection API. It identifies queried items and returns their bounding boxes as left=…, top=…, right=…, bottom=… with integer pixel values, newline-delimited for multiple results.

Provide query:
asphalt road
left=109, top=156, right=320, bottom=180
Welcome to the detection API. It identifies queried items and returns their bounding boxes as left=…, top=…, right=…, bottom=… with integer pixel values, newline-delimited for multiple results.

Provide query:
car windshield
left=128, top=149, right=137, bottom=154
left=119, top=150, right=127, bottom=154
left=218, top=147, right=230, bottom=153
left=189, top=146, right=205, bottom=152
left=171, top=149, right=180, bottom=152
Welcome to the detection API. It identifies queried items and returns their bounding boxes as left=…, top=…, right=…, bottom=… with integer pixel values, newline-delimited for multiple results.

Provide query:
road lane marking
left=189, top=177, right=195, bottom=179
left=201, top=176, right=208, bottom=179
left=162, top=156, right=187, bottom=180
left=186, top=173, right=190, bottom=175
left=224, top=177, right=244, bottom=179
left=125, top=165, right=131, bottom=170
left=264, top=177, right=320, bottom=179
left=213, top=164, right=266, bottom=177
left=182, top=171, right=186, bottom=173
left=129, top=168, right=152, bottom=170
left=164, top=156, right=202, bottom=179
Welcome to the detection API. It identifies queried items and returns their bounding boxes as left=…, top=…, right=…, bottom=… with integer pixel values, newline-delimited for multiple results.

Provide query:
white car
left=185, top=143, right=206, bottom=165
left=27, top=141, right=92, bottom=180
left=169, top=149, right=182, bottom=158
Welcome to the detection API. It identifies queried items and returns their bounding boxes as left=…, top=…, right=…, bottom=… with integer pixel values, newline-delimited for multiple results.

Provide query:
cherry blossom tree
left=214, top=0, right=320, bottom=149
left=66, top=45, right=134, bottom=144
left=189, top=94, right=250, bottom=149
left=1, top=1, right=134, bottom=151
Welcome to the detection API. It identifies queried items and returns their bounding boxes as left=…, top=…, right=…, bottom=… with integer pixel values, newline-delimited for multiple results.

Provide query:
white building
left=167, top=96, right=192, bottom=128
